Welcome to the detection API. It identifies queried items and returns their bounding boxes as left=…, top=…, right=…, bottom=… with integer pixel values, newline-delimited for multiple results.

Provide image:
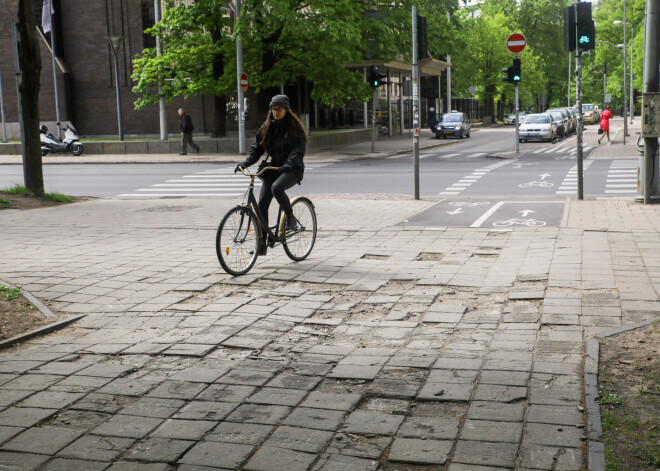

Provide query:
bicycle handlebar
left=239, top=166, right=280, bottom=178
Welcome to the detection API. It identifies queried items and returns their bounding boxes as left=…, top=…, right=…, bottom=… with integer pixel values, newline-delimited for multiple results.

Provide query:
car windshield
left=550, top=112, right=563, bottom=120
left=583, top=104, right=593, bottom=111
left=443, top=114, right=462, bottom=123
left=524, top=115, right=550, bottom=124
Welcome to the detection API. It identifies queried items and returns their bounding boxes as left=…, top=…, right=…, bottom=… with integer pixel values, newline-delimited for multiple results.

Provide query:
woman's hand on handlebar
left=234, top=164, right=245, bottom=174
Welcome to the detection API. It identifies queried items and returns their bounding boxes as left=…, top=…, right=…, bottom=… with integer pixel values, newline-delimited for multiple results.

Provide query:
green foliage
left=0, top=286, right=21, bottom=301
left=0, top=198, right=10, bottom=207
left=598, top=385, right=623, bottom=405
left=0, top=185, right=74, bottom=203
left=0, top=185, right=32, bottom=196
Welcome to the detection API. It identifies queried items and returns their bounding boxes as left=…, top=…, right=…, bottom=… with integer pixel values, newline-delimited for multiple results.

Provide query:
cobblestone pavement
left=1, top=193, right=659, bottom=471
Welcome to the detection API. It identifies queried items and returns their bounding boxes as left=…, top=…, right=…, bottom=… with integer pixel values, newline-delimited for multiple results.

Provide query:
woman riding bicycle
left=235, top=94, right=307, bottom=255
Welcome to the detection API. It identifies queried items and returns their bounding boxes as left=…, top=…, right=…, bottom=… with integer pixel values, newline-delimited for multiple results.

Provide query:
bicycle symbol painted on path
left=492, top=218, right=547, bottom=227
left=518, top=181, right=554, bottom=188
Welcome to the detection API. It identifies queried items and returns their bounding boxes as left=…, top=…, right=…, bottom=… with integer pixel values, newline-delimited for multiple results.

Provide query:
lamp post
left=107, top=36, right=124, bottom=141
left=613, top=20, right=634, bottom=123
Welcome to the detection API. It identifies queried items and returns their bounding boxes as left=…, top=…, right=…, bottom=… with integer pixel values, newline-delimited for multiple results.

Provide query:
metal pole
left=48, top=26, right=61, bottom=139
left=236, top=0, right=245, bottom=154
left=399, top=72, right=404, bottom=134
left=371, top=88, right=376, bottom=153
left=0, top=66, right=7, bottom=142
left=643, top=0, right=659, bottom=204
left=604, top=64, right=607, bottom=110
left=363, top=67, right=368, bottom=129
left=155, top=0, right=167, bottom=140
left=387, top=69, right=392, bottom=137
left=568, top=51, right=571, bottom=107
left=622, top=0, right=628, bottom=140
left=413, top=7, right=420, bottom=200
left=576, top=32, right=584, bottom=200
left=629, top=24, right=634, bottom=123
left=108, top=37, right=124, bottom=141
left=515, top=82, right=519, bottom=153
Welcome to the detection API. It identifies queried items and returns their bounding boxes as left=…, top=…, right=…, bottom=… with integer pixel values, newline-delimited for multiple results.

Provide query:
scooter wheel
left=71, top=143, right=84, bottom=156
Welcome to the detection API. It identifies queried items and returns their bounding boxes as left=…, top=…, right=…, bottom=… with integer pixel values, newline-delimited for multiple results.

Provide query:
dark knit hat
left=269, top=94, right=291, bottom=110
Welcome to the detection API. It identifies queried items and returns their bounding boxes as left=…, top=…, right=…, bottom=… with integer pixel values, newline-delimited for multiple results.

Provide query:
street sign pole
left=515, top=82, right=520, bottom=153
left=412, top=6, right=420, bottom=200
left=236, top=0, right=245, bottom=154
left=576, top=37, right=584, bottom=200
left=506, top=35, right=526, bottom=154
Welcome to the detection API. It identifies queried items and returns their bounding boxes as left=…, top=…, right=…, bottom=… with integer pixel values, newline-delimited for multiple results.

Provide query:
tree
left=17, top=0, right=44, bottom=196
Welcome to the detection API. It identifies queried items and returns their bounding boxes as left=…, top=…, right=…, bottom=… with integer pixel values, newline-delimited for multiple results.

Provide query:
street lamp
left=107, top=36, right=124, bottom=141
left=613, top=20, right=634, bottom=123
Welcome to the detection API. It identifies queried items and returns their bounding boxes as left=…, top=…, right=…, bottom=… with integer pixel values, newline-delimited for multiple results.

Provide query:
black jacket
left=180, top=113, right=194, bottom=133
left=242, top=119, right=305, bottom=183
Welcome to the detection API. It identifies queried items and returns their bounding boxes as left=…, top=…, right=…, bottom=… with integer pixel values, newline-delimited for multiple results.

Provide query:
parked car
left=594, top=105, right=601, bottom=122
left=507, top=111, right=526, bottom=125
left=432, top=112, right=471, bottom=139
left=563, top=108, right=577, bottom=134
left=518, top=113, right=557, bottom=143
left=547, top=111, right=567, bottom=138
left=582, top=103, right=597, bottom=124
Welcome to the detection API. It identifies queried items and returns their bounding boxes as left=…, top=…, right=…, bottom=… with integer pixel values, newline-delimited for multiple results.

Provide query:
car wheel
left=435, top=133, right=441, bottom=139
left=466, top=130, right=471, bottom=138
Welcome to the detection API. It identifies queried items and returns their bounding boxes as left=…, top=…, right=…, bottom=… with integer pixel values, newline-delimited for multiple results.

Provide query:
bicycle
left=215, top=166, right=317, bottom=276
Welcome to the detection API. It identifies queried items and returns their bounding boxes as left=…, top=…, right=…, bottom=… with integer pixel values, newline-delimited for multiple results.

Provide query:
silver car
left=519, top=113, right=557, bottom=143
left=507, top=111, right=526, bottom=125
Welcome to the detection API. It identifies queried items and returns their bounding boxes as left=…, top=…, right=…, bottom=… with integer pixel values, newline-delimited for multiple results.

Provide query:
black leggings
left=258, top=171, right=299, bottom=230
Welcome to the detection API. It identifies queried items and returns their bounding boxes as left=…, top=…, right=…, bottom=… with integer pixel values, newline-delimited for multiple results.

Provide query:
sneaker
left=285, top=215, right=299, bottom=231
left=179, top=152, right=187, bottom=155
left=195, top=147, right=200, bottom=155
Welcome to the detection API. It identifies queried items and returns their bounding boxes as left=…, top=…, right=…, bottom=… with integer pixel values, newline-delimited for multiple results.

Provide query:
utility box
left=642, top=92, right=660, bottom=137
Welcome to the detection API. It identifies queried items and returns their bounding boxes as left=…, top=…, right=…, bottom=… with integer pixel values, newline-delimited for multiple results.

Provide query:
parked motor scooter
left=40, top=124, right=84, bottom=156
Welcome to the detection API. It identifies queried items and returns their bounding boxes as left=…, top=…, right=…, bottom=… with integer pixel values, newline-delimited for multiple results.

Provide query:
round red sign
left=240, top=73, right=248, bottom=92
left=506, top=33, right=527, bottom=54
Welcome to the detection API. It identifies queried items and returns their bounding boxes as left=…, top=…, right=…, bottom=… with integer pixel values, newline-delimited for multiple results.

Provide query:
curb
left=584, top=318, right=660, bottom=471
left=0, top=279, right=85, bottom=350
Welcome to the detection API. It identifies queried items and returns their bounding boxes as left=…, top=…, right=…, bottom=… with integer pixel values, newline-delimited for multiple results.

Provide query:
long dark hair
left=258, top=109, right=308, bottom=148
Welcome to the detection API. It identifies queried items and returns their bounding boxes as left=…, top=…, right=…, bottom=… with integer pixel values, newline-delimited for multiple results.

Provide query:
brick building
left=0, top=0, right=215, bottom=138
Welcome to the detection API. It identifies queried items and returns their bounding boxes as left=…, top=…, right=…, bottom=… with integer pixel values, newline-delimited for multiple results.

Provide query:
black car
left=430, top=112, right=471, bottom=139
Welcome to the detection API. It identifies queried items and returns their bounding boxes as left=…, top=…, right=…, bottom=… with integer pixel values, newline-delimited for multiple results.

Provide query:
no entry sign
left=240, top=73, right=248, bottom=92
left=506, top=33, right=527, bottom=54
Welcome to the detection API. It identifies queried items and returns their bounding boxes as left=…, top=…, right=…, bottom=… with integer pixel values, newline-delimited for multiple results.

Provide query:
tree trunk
left=17, top=0, right=44, bottom=196
left=210, top=30, right=225, bottom=138
left=484, top=84, right=496, bottom=124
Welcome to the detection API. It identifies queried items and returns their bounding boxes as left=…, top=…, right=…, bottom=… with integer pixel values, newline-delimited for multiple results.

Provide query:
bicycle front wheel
left=216, top=206, right=260, bottom=276
left=283, top=197, right=317, bottom=261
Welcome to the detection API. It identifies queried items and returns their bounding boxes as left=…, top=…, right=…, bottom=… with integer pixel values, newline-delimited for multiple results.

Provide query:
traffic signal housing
left=502, top=65, right=513, bottom=84
left=576, top=2, right=595, bottom=51
left=511, top=58, right=521, bottom=83
left=369, top=65, right=386, bottom=88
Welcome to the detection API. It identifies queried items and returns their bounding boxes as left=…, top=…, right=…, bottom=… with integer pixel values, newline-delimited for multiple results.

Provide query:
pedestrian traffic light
left=369, top=65, right=387, bottom=88
left=564, top=4, right=576, bottom=51
left=511, top=58, right=521, bottom=83
left=576, top=2, right=595, bottom=51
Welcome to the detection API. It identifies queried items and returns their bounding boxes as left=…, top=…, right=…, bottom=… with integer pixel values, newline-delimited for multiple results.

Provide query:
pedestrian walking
left=234, top=94, right=307, bottom=255
left=179, top=108, right=199, bottom=155
left=598, top=105, right=614, bottom=145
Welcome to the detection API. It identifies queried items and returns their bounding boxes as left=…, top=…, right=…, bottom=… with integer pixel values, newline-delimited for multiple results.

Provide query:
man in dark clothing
left=178, top=108, right=199, bottom=155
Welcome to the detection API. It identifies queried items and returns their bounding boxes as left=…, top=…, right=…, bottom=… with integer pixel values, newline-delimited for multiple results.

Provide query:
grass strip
left=0, top=185, right=75, bottom=203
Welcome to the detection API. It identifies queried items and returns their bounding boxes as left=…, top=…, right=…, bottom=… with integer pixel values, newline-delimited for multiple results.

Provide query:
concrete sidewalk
left=1, top=191, right=660, bottom=470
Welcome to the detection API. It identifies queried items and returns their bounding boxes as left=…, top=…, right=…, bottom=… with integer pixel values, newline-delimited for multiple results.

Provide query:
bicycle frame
left=238, top=166, right=286, bottom=247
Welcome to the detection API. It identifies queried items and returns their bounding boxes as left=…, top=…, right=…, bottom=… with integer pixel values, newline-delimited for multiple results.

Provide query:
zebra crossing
left=555, top=161, right=594, bottom=195
left=415, top=146, right=590, bottom=161
left=117, top=165, right=327, bottom=198
left=605, top=161, right=638, bottom=195
left=438, top=160, right=513, bottom=196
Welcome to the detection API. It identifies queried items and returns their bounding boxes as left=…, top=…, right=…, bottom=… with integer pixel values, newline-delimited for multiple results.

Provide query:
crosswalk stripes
left=118, top=165, right=327, bottom=198
left=438, top=160, right=512, bottom=196
left=555, top=160, right=594, bottom=195
left=605, top=160, right=638, bottom=195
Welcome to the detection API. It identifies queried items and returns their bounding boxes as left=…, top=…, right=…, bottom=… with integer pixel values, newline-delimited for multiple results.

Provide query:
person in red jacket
left=598, top=105, right=614, bottom=145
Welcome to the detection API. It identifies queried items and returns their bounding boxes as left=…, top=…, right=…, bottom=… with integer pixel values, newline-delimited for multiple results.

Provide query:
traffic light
left=511, top=58, right=521, bottom=83
left=416, top=14, right=428, bottom=60
left=369, top=65, right=386, bottom=88
left=576, top=2, right=595, bottom=51
left=502, top=65, right=513, bottom=84
left=564, top=4, right=576, bottom=51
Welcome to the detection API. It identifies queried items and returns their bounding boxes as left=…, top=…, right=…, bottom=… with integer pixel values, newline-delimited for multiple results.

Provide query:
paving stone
left=386, top=355, right=436, bottom=368
left=169, top=367, right=228, bottom=383
left=287, top=361, right=334, bottom=376
left=341, top=411, right=405, bottom=436
left=472, top=384, right=527, bottom=403
left=265, top=425, right=334, bottom=453
left=33, top=362, right=92, bottom=376
left=479, top=370, right=529, bottom=387
left=326, top=433, right=391, bottom=459
left=124, top=437, right=194, bottom=462
left=173, top=400, right=238, bottom=421
left=467, top=401, right=525, bottom=422
left=328, top=364, right=381, bottom=380
left=0, top=426, right=23, bottom=445
left=367, top=378, right=422, bottom=398
left=397, top=416, right=460, bottom=440
left=49, top=375, right=111, bottom=394
left=388, top=437, right=452, bottom=464
left=57, top=434, right=135, bottom=461
left=0, top=389, right=34, bottom=407
left=433, top=358, right=483, bottom=370
left=96, top=378, right=160, bottom=396
left=40, top=458, right=109, bottom=471
left=529, top=387, right=581, bottom=406
left=0, top=452, right=49, bottom=470
left=524, top=423, right=584, bottom=447
left=247, top=387, right=308, bottom=407
left=150, top=418, right=216, bottom=441
left=427, top=369, right=479, bottom=384
left=282, top=407, right=346, bottom=431
left=92, top=415, right=163, bottom=439
left=312, top=453, right=379, bottom=471
left=225, top=404, right=292, bottom=425
left=0, top=407, right=56, bottom=427
left=519, top=444, right=583, bottom=470
left=75, top=363, right=137, bottom=378
left=1, top=374, right=64, bottom=391
left=19, top=391, right=85, bottom=409
left=205, top=422, right=274, bottom=445
left=216, top=369, right=274, bottom=387
left=266, top=372, right=322, bottom=390
left=106, top=462, right=170, bottom=471
left=71, top=394, right=133, bottom=414
left=417, top=382, right=474, bottom=401
left=0, top=361, right=44, bottom=374
left=196, top=383, right=256, bottom=403
left=119, top=397, right=185, bottom=419
left=0, top=426, right=83, bottom=455
left=460, top=419, right=523, bottom=443
left=147, top=381, right=207, bottom=400
left=452, top=440, right=518, bottom=468
left=47, top=410, right=112, bottom=432
left=243, top=445, right=316, bottom=471
left=446, top=465, right=510, bottom=471
left=527, top=404, right=583, bottom=426
left=301, top=392, right=362, bottom=411
left=177, top=441, right=254, bottom=469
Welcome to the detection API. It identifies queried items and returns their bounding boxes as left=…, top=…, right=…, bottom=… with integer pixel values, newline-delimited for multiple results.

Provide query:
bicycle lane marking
left=470, top=200, right=566, bottom=228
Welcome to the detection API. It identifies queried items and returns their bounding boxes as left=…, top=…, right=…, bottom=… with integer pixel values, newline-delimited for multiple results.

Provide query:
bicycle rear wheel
left=283, top=197, right=317, bottom=261
left=216, top=206, right=260, bottom=276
